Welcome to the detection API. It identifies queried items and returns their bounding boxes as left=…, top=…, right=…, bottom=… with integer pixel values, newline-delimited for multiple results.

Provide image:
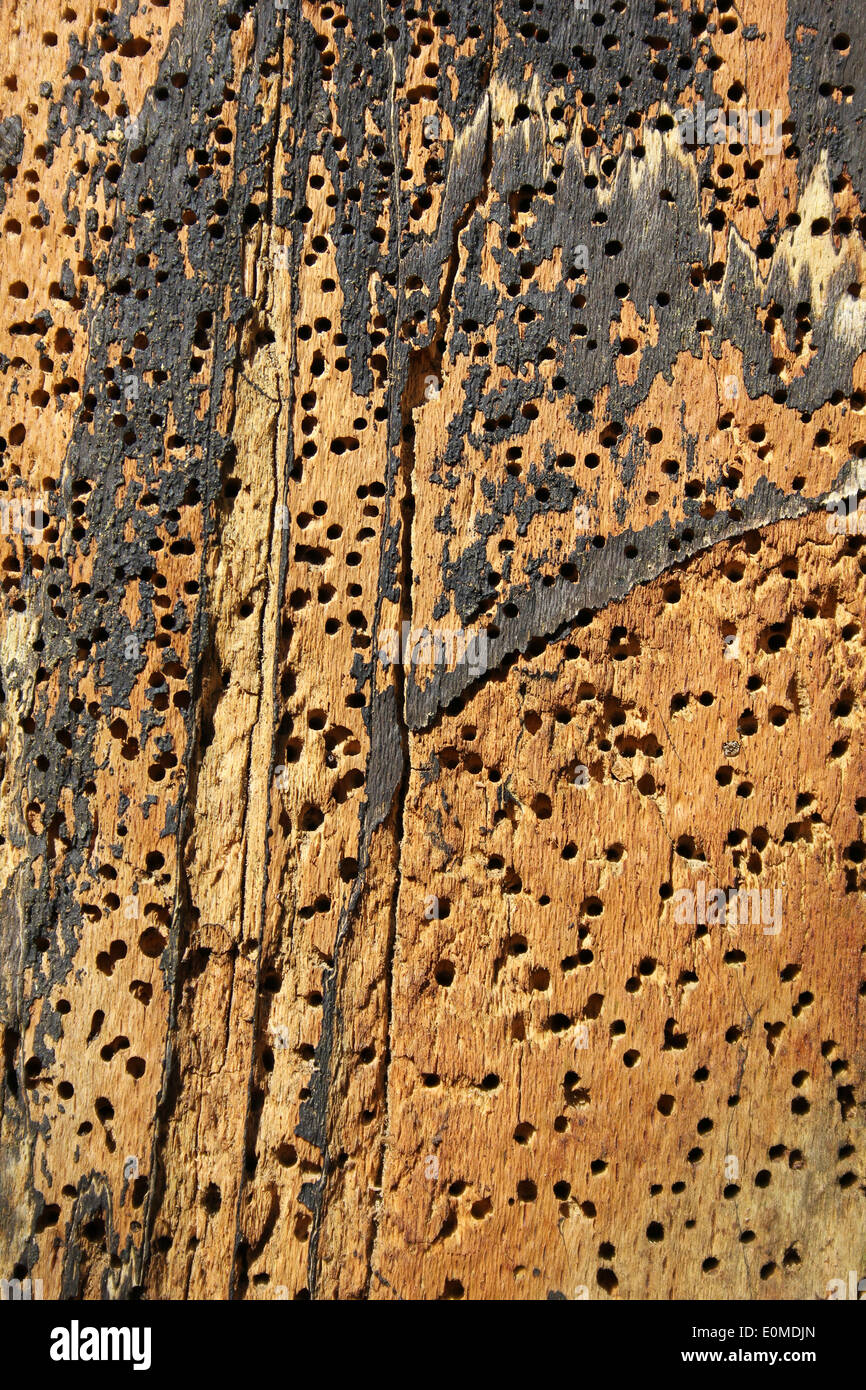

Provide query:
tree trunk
left=1, top=0, right=864, bottom=1302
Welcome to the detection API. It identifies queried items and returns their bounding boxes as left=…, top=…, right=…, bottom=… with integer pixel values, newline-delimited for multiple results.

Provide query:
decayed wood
left=0, top=0, right=864, bottom=1301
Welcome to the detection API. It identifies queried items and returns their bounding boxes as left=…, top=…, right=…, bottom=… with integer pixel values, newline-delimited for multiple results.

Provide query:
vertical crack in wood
left=226, top=28, right=291, bottom=1302
left=364, top=86, right=494, bottom=1297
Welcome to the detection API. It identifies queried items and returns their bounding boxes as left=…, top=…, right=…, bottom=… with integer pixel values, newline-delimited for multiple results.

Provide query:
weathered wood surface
left=0, top=0, right=864, bottom=1300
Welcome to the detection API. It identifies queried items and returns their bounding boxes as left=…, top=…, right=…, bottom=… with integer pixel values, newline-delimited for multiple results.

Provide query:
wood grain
left=0, top=0, right=864, bottom=1301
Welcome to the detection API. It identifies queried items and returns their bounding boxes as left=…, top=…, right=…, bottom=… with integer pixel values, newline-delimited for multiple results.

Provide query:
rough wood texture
left=1, top=0, right=864, bottom=1301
